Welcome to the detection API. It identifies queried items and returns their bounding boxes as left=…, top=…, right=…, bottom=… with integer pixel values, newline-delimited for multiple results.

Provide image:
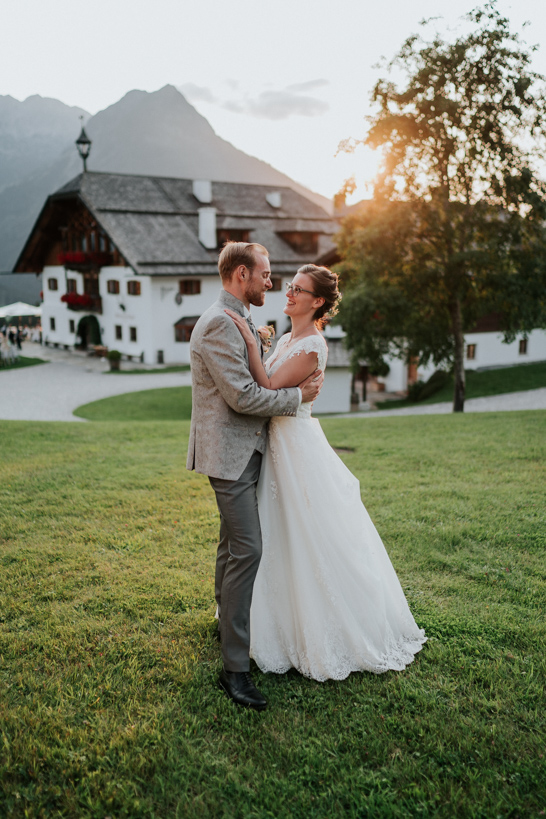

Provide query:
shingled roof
left=16, top=171, right=337, bottom=276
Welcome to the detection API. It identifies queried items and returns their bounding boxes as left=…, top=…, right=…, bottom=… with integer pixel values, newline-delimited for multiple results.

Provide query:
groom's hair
left=218, top=242, right=269, bottom=282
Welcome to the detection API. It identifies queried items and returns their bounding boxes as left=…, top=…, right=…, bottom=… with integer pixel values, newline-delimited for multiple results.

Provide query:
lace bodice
left=265, top=333, right=328, bottom=419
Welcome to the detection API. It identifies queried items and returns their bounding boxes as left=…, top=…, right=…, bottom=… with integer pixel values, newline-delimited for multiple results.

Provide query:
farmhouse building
left=15, top=171, right=352, bottom=412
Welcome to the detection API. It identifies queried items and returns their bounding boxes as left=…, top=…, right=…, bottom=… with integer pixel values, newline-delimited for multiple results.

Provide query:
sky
left=3, top=0, right=546, bottom=202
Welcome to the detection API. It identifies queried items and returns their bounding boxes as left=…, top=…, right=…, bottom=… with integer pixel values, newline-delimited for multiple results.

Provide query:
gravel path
left=347, top=388, right=546, bottom=418
left=0, top=343, right=191, bottom=422
left=1, top=343, right=544, bottom=422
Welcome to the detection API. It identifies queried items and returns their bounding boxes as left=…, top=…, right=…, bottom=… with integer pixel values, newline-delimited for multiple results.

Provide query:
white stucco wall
left=41, top=266, right=78, bottom=347
left=100, top=269, right=154, bottom=360
left=463, top=329, right=546, bottom=370
left=149, top=276, right=224, bottom=364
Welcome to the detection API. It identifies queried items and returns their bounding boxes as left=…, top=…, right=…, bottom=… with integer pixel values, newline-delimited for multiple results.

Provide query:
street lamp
left=75, top=118, right=92, bottom=172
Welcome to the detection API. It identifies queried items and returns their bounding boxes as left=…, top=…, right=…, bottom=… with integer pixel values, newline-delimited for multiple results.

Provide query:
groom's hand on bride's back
left=299, top=369, right=324, bottom=403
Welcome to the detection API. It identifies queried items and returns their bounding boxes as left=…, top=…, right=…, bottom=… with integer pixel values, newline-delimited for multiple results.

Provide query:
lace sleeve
left=286, top=335, right=328, bottom=371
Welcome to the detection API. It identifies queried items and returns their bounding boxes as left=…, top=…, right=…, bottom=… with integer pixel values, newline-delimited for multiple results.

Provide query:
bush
left=107, top=349, right=122, bottom=361
left=419, top=369, right=451, bottom=400
left=408, top=370, right=451, bottom=402
left=407, top=379, right=425, bottom=401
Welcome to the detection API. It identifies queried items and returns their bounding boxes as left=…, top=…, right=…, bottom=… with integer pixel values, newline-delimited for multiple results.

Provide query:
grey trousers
left=209, top=450, right=263, bottom=672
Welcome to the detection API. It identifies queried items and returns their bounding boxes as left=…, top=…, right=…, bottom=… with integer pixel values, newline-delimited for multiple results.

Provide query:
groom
left=187, top=241, right=323, bottom=710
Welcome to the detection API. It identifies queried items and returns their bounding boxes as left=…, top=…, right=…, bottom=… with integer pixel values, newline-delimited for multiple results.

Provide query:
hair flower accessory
left=257, top=324, right=275, bottom=351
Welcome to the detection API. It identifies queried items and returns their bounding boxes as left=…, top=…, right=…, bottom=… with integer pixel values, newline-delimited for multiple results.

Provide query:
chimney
left=198, top=207, right=217, bottom=249
left=193, top=180, right=212, bottom=203
left=266, top=191, right=282, bottom=209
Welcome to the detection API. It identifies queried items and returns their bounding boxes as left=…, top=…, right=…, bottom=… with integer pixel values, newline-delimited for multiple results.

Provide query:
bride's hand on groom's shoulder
left=224, top=309, right=252, bottom=342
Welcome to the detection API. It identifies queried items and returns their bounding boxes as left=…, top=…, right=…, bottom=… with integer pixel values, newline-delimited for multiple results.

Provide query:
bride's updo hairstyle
left=298, top=264, right=342, bottom=329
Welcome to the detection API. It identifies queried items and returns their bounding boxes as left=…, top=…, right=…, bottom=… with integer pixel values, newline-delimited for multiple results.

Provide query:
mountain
left=0, top=94, right=89, bottom=195
left=1, top=85, right=331, bottom=271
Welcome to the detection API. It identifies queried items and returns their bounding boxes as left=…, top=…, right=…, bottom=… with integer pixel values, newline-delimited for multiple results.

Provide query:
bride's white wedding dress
left=249, top=333, right=426, bottom=681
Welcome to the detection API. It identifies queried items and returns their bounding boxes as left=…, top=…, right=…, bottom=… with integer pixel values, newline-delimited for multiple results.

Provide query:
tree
left=336, top=2, right=546, bottom=411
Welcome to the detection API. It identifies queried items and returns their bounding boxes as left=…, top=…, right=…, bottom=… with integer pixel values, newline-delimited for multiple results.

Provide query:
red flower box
left=58, top=251, right=113, bottom=268
left=58, top=252, right=86, bottom=265
left=61, top=293, right=94, bottom=309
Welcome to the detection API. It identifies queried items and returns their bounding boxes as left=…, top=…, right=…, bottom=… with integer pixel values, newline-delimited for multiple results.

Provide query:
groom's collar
left=218, top=289, right=250, bottom=318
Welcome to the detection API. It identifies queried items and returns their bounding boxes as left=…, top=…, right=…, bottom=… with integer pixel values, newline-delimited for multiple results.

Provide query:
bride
left=225, top=264, right=426, bottom=681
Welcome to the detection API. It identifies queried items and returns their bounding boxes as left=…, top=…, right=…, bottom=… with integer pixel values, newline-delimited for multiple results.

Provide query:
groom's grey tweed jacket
left=186, top=290, right=300, bottom=481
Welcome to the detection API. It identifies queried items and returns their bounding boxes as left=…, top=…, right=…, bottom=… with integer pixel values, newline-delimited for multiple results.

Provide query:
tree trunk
left=450, top=298, right=465, bottom=412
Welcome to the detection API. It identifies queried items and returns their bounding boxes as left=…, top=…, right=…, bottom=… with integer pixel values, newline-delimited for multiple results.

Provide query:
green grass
left=0, top=412, right=545, bottom=817
left=0, top=355, right=47, bottom=371
left=106, top=365, right=191, bottom=375
left=377, top=360, right=546, bottom=409
left=74, top=386, right=193, bottom=421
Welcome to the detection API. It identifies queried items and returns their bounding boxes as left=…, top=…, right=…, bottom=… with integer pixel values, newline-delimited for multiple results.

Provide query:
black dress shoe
left=218, top=669, right=267, bottom=711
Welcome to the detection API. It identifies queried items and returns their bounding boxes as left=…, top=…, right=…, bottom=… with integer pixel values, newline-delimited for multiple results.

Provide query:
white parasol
left=0, top=301, right=42, bottom=319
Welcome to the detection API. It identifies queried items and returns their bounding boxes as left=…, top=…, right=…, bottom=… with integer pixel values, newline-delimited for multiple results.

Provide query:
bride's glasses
left=286, top=282, right=317, bottom=297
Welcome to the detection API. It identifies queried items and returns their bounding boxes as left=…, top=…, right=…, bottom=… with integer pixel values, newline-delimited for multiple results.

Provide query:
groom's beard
left=244, top=274, right=268, bottom=307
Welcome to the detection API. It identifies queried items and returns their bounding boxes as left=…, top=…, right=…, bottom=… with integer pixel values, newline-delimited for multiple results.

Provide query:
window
left=81, top=235, right=87, bottom=252
left=130, top=326, right=137, bottom=342
left=50, top=317, right=56, bottom=331
left=519, top=338, right=528, bottom=355
left=99, top=233, right=107, bottom=252
left=89, top=232, right=96, bottom=252
left=69, top=319, right=75, bottom=333
left=179, top=279, right=201, bottom=295
left=115, top=325, right=122, bottom=340
left=466, top=344, right=476, bottom=360
left=48, top=278, right=58, bottom=291
left=175, top=316, right=199, bottom=343
left=270, top=277, right=282, bottom=292
left=107, top=280, right=120, bottom=294
left=127, top=280, right=141, bottom=296
left=66, top=278, right=77, bottom=294
left=83, top=275, right=99, bottom=296
left=216, top=229, right=250, bottom=247
left=278, top=231, right=319, bottom=254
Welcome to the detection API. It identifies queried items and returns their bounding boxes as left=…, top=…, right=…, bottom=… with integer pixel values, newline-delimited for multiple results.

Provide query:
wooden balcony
left=60, top=293, right=102, bottom=314
left=58, top=251, right=114, bottom=271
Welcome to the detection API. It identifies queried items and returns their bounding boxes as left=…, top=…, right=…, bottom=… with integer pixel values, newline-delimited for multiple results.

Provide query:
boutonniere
left=257, top=324, right=275, bottom=352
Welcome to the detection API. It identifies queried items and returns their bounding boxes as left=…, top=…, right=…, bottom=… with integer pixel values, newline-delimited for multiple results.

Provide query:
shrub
left=407, top=379, right=425, bottom=401
left=408, top=369, right=451, bottom=402
left=419, top=369, right=451, bottom=400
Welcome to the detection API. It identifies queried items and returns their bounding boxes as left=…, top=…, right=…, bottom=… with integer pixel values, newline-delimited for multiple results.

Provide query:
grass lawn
left=74, top=387, right=193, bottom=421
left=0, top=412, right=544, bottom=817
left=376, top=360, right=546, bottom=410
left=0, top=355, right=47, bottom=371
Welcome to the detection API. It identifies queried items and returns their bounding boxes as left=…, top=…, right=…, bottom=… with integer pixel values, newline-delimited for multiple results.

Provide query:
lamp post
left=75, top=118, right=92, bottom=172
